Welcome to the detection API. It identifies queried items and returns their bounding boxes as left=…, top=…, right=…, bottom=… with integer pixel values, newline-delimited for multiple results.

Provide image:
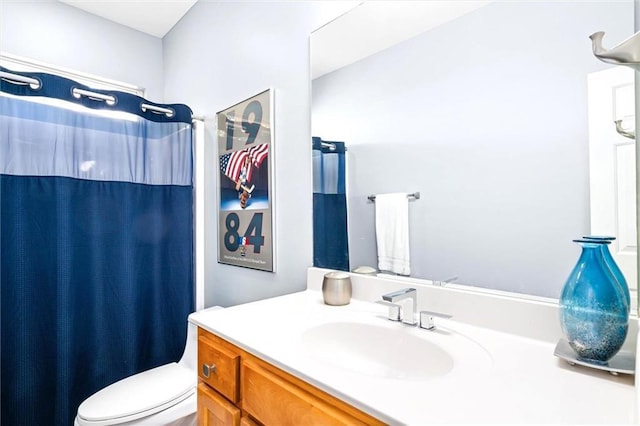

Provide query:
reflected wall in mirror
left=311, top=1, right=637, bottom=304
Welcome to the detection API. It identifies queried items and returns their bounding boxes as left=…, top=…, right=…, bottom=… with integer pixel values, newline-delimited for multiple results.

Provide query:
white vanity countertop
left=190, top=290, right=635, bottom=425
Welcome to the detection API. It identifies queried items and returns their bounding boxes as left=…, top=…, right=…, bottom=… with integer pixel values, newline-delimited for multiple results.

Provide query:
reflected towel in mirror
left=374, top=193, right=411, bottom=276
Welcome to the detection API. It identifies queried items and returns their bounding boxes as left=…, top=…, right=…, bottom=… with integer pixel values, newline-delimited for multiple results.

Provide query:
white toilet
left=74, top=308, right=220, bottom=426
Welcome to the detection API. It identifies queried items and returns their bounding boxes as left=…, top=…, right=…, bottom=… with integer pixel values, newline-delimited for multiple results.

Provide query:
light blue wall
left=163, top=1, right=345, bottom=307
left=312, top=1, right=633, bottom=298
left=0, top=0, right=165, bottom=100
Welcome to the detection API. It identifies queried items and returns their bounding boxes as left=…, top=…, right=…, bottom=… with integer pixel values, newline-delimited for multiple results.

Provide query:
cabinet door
left=198, top=382, right=241, bottom=426
left=240, top=416, right=261, bottom=426
left=242, top=358, right=380, bottom=426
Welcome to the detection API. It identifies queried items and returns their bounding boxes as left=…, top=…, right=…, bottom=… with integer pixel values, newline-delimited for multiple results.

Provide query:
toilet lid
left=77, top=362, right=195, bottom=424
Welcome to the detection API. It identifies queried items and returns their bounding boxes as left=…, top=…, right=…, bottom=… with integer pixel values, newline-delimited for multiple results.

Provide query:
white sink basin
left=300, top=320, right=492, bottom=380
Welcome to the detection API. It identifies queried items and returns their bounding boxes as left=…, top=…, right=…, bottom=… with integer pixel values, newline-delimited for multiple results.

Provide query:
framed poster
left=216, top=89, right=274, bottom=271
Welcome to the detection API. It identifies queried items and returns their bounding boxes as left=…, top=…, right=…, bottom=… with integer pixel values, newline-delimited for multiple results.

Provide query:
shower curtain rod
left=1, top=69, right=185, bottom=119
left=317, top=141, right=348, bottom=151
left=72, top=87, right=116, bottom=105
left=0, top=70, right=40, bottom=89
left=321, top=142, right=336, bottom=151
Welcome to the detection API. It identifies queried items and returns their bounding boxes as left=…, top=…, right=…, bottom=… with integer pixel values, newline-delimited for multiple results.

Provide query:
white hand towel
left=375, top=193, right=411, bottom=276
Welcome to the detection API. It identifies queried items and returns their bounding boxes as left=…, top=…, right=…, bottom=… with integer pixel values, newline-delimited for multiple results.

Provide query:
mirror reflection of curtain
left=0, top=67, right=194, bottom=425
left=312, top=136, right=349, bottom=271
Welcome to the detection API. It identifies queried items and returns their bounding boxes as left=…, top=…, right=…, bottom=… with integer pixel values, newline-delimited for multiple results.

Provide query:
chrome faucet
left=433, top=276, right=458, bottom=287
left=381, top=288, right=417, bottom=325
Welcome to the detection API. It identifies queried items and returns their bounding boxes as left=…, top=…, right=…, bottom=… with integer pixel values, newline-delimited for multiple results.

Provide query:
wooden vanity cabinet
left=197, top=382, right=241, bottom=426
left=196, top=328, right=385, bottom=426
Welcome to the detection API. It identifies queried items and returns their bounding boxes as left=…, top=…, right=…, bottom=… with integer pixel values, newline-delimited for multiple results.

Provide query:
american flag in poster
left=220, top=143, right=269, bottom=183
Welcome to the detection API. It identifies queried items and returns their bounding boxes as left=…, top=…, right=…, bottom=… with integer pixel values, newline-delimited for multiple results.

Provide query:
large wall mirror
left=310, top=1, right=638, bottom=310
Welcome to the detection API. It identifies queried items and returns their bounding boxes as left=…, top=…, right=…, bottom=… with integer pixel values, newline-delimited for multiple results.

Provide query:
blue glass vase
left=582, top=235, right=630, bottom=312
left=559, top=239, right=629, bottom=364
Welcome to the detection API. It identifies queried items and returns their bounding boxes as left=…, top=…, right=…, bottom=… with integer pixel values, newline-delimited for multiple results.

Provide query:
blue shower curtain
left=0, top=67, right=194, bottom=426
left=312, top=136, right=349, bottom=271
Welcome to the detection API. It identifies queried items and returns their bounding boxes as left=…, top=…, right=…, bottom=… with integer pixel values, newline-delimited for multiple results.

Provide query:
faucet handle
left=376, top=300, right=401, bottom=321
left=419, top=310, right=452, bottom=330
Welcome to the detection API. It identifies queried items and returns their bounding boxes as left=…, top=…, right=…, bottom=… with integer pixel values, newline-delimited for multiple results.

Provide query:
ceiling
left=56, top=0, right=491, bottom=78
left=58, top=0, right=198, bottom=38
left=311, top=1, right=490, bottom=79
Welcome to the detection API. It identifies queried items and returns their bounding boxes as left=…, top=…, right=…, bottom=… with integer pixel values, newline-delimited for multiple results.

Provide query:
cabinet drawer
left=242, top=358, right=378, bottom=426
left=198, top=329, right=240, bottom=403
left=197, top=382, right=241, bottom=426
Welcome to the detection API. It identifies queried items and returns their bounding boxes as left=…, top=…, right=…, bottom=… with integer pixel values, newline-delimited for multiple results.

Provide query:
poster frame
left=216, top=88, right=275, bottom=272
